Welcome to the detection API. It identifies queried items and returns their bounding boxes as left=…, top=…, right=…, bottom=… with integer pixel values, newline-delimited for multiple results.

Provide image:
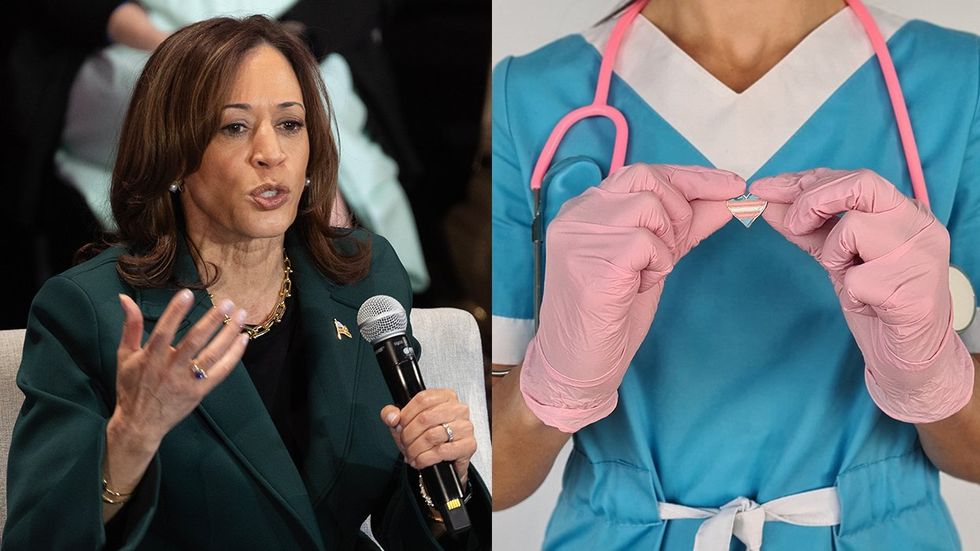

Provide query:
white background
left=491, top=1, right=980, bottom=549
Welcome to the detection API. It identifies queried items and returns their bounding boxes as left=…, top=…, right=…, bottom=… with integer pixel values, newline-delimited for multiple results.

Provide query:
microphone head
left=357, top=295, right=408, bottom=344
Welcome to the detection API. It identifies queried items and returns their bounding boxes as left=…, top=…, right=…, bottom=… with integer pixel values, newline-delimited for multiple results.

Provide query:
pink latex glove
left=521, top=164, right=746, bottom=432
left=752, top=168, right=974, bottom=423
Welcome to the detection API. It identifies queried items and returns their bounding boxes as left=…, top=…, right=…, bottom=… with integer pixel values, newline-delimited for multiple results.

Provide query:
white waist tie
left=658, top=487, right=841, bottom=551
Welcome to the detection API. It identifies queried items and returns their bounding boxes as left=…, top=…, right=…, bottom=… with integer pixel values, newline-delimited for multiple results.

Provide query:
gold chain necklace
left=208, top=251, right=292, bottom=340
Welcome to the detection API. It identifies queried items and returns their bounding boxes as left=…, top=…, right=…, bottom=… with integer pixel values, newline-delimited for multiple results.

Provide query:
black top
left=240, top=291, right=311, bottom=472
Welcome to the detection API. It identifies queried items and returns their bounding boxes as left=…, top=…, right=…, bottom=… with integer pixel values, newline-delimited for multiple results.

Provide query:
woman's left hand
left=381, top=389, right=476, bottom=485
left=752, top=168, right=974, bottom=424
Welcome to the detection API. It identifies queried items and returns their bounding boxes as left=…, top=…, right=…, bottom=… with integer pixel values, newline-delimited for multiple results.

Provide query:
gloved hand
left=521, top=164, right=746, bottom=432
left=752, top=168, right=974, bottom=423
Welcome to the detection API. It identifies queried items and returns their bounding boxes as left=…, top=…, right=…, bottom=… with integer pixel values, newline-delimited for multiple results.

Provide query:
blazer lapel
left=136, top=237, right=324, bottom=549
left=285, top=234, right=367, bottom=507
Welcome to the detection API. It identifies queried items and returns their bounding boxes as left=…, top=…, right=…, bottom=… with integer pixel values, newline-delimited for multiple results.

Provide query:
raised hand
left=113, top=290, right=249, bottom=447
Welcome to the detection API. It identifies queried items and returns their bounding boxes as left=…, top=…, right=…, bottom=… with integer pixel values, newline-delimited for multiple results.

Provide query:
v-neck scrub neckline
left=581, top=5, right=906, bottom=180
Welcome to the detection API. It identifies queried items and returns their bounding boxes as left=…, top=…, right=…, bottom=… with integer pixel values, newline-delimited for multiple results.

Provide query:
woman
left=3, top=16, right=488, bottom=550
left=55, top=0, right=431, bottom=293
left=492, top=0, right=980, bottom=549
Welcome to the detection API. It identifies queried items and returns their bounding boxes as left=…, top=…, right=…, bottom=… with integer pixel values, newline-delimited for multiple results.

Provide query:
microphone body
left=358, top=297, right=472, bottom=536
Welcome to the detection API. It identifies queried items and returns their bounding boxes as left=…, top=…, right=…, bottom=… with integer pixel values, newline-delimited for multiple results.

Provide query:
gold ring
left=191, top=361, right=208, bottom=380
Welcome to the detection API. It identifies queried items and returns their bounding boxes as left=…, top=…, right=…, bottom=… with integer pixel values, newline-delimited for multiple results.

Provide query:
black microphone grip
left=373, top=335, right=472, bottom=536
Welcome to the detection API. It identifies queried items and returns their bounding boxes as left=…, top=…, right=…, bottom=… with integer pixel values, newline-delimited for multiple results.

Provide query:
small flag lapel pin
left=334, top=319, right=352, bottom=340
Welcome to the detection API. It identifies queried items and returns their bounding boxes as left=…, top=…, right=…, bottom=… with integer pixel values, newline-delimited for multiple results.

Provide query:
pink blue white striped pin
left=726, top=193, right=767, bottom=228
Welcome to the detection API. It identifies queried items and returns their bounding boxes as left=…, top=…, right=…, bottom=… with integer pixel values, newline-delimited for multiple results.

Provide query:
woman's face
left=181, top=43, right=310, bottom=244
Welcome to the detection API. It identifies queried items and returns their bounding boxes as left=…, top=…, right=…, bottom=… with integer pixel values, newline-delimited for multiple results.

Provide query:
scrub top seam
left=970, top=36, right=980, bottom=131
left=835, top=446, right=922, bottom=477
left=497, top=56, right=518, bottom=179
left=557, top=494, right=666, bottom=528
left=570, top=446, right=649, bottom=472
left=837, top=495, right=942, bottom=538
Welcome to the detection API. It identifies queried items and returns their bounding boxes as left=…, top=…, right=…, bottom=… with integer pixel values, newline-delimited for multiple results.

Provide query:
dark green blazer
left=2, top=230, right=490, bottom=550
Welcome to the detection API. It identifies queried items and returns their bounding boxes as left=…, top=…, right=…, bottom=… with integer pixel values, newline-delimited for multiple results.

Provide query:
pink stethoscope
left=527, top=0, right=976, bottom=332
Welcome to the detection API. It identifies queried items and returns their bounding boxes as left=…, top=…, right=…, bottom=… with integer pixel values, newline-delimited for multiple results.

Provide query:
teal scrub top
left=492, top=6, right=980, bottom=550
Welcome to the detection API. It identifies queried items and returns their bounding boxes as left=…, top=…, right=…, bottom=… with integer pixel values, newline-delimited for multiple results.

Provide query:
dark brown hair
left=84, top=15, right=370, bottom=288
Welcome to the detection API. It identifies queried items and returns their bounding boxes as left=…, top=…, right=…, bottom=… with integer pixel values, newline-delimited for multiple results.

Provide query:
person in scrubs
left=491, top=0, right=980, bottom=549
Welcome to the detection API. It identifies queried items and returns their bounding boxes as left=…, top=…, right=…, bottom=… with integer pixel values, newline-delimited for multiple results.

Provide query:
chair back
left=0, top=329, right=26, bottom=530
left=410, top=308, right=492, bottom=488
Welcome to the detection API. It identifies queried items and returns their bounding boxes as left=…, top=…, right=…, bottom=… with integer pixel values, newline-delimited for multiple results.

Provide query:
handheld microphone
left=356, top=295, right=472, bottom=537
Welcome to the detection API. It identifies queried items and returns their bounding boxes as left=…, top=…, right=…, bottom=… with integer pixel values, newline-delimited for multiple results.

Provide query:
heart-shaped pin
left=726, top=193, right=767, bottom=228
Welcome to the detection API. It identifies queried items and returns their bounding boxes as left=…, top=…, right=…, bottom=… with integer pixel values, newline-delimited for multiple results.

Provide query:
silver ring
left=191, top=361, right=208, bottom=380
left=442, top=422, right=454, bottom=443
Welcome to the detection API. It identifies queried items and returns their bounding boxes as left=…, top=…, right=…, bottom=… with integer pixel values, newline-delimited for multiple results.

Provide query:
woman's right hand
left=520, top=164, right=745, bottom=433
left=112, top=290, right=249, bottom=449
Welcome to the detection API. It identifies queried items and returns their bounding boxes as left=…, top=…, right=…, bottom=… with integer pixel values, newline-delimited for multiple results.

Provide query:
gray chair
left=409, top=308, right=491, bottom=488
left=0, top=307, right=491, bottom=536
left=0, top=329, right=25, bottom=530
